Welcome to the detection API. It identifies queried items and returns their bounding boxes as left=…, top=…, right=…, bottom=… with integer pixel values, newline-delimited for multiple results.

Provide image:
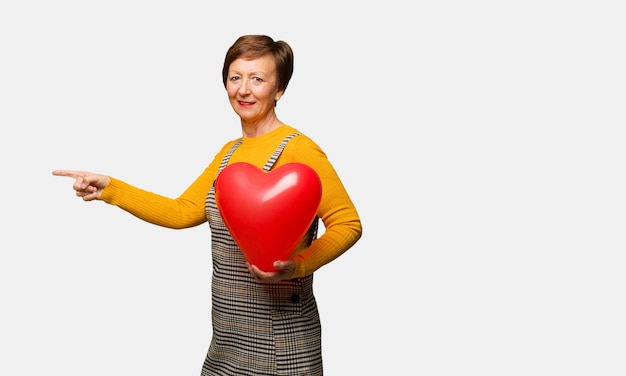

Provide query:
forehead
left=229, top=54, right=276, bottom=75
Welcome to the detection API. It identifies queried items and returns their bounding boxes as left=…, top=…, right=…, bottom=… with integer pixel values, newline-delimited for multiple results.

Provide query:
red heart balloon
left=214, top=162, right=322, bottom=272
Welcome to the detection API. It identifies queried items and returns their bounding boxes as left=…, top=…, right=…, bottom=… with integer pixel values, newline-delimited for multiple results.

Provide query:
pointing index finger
left=52, top=170, right=83, bottom=179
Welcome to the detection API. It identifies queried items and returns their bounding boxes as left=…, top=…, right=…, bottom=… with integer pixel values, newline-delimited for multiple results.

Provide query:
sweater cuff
left=99, top=176, right=125, bottom=203
left=291, top=254, right=308, bottom=278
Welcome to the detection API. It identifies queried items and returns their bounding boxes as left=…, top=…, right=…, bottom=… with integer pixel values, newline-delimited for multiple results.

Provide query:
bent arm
left=284, top=138, right=363, bottom=277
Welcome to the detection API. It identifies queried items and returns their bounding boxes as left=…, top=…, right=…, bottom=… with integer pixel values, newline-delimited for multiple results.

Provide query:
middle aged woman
left=52, top=34, right=362, bottom=376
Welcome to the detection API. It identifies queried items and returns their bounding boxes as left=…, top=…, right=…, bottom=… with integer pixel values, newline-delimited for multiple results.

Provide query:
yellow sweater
left=100, top=125, right=362, bottom=278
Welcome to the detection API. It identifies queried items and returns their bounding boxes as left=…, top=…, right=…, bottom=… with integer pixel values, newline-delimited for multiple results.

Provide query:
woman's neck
left=241, top=117, right=282, bottom=138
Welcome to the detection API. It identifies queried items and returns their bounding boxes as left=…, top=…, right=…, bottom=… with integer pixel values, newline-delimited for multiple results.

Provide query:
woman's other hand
left=247, top=260, right=296, bottom=282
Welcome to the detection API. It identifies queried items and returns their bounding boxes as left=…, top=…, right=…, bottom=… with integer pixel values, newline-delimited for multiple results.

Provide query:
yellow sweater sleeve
left=99, top=150, right=225, bottom=229
left=99, top=126, right=362, bottom=277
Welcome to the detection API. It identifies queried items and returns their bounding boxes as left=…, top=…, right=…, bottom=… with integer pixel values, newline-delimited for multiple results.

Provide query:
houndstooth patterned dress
left=202, top=133, right=323, bottom=376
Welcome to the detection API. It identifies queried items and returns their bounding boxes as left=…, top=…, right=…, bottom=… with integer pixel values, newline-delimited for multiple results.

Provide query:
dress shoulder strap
left=217, top=139, right=243, bottom=174
left=262, top=132, right=300, bottom=171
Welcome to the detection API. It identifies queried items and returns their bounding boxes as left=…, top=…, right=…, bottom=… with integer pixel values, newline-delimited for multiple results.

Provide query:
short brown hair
left=222, top=35, right=294, bottom=94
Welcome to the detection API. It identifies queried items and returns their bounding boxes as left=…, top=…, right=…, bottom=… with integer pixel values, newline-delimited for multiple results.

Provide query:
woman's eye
left=230, top=76, right=240, bottom=81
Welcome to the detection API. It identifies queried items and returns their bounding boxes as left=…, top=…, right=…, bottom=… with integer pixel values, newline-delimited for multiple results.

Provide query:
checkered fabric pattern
left=202, top=134, right=323, bottom=375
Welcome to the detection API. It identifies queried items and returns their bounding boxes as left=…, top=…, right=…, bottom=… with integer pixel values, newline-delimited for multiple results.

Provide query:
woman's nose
left=238, top=80, right=251, bottom=94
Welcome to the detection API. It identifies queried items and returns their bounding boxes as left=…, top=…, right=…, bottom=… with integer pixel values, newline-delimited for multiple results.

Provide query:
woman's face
left=226, top=54, right=283, bottom=124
